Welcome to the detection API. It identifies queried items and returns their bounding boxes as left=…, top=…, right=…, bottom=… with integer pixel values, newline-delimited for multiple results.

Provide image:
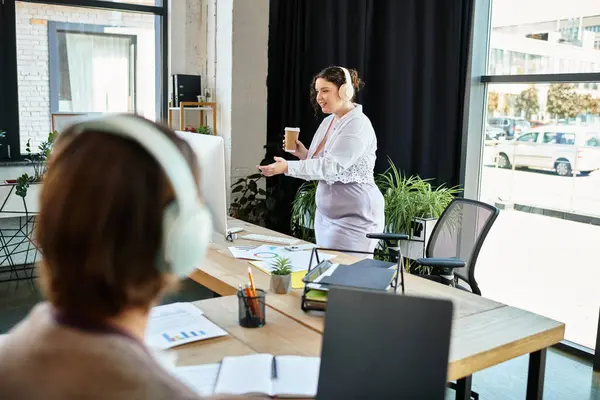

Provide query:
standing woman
left=258, top=66, right=384, bottom=253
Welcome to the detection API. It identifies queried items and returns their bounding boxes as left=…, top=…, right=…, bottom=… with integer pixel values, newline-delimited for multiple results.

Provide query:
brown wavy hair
left=310, top=66, right=364, bottom=114
left=37, top=115, right=201, bottom=319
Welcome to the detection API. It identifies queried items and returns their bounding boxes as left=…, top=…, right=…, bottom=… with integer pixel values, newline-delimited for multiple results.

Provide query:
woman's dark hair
left=310, top=66, right=364, bottom=114
left=37, top=116, right=201, bottom=319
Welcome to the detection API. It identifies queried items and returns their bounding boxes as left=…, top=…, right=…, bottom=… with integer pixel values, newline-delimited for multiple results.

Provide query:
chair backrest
left=426, top=198, right=499, bottom=295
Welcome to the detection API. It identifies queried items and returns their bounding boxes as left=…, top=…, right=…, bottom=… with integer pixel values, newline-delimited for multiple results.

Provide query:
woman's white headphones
left=68, top=114, right=213, bottom=278
left=337, top=66, right=355, bottom=102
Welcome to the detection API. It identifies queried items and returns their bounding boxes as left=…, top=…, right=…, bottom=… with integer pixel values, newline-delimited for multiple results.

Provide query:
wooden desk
left=189, top=219, right=565, bottom=399
left=172, top=296, right=321, bottom=367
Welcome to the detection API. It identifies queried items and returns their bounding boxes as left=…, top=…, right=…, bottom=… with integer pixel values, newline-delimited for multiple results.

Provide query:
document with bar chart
left=145, top=302, right=228, bottom=350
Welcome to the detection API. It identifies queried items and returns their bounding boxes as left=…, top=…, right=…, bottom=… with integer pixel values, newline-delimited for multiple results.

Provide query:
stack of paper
left=145, top=302, right=228, bottom=350
left=228, top=245, right=336, bottom=289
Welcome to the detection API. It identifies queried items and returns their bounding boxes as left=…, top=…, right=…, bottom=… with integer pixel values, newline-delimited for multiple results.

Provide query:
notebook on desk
left=174, top=354, right=320, bottom=398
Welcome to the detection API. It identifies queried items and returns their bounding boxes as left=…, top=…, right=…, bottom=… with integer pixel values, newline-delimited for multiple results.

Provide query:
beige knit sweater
left=0, top=303, right=211, bottom=400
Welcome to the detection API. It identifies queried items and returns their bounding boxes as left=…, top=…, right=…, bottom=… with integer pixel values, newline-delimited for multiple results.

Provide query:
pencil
left=248, top=266, right=257, bottom=297
left=244, top=287, right=255, bottom=316
left=247, top=267, right=263, bottom=320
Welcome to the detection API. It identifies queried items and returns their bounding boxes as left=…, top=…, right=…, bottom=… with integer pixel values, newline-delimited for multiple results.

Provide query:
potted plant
left=183, top=125, right=212, bottom=135
left=376, top=159, right=461, bottom=266
left=288, top=159, right=461, bottom=270
left=230, top=173, right=270, bottom=226
left=0, top=131, right=57, bottom=214
left=290, top=181, right=318, bottom=242
left=229, top=155, right=286, bottom=229
left=269, top=256, right=293, bottom=294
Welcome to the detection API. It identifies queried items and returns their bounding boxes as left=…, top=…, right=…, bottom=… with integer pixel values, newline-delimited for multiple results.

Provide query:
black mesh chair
left=417, top=198, right=499, bottom=295
left=370, top=198, right=499, bottom=296
left=369, top=199, right=499, bottom=400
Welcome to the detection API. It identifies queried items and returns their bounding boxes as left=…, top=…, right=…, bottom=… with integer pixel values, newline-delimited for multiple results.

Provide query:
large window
left=53, top=27, right=137, bottom=114
left=0, top=0, right=167, bottom=159
left=467, top=0, right=600, bottom=354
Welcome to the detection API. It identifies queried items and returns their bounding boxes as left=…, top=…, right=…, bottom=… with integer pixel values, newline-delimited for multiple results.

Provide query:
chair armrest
left=366, top=233, right=409, bottom=241
left=415, top=257, right=466, bottom=269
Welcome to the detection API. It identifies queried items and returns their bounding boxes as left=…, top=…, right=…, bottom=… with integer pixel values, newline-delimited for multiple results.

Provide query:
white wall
left=214, top=0, right=234, bottom=203
left=169, top=0, right=206, bottom=129
left=209, top=0, right=269, bottom=205
left=230, top=0, right=269, bottom=181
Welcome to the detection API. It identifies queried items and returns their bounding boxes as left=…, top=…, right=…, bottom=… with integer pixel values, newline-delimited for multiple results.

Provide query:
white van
left=493, top=125, right=600, bottom=176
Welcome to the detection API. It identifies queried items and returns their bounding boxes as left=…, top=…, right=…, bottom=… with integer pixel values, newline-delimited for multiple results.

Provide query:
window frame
left=48, top=22, right=138, bottom=115
left=585, top=133, right=600, bottom=147
left=0, top=0, right=168, bottom=161
left=462, top=0, right=600, bottom=360
left=516, top=132, right=538, bottom=143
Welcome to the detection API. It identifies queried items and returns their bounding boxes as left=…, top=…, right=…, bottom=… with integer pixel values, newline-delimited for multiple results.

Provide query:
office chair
left=369, top=198, right=499, bottom=296
left=368, top=199, right=499, bottom=400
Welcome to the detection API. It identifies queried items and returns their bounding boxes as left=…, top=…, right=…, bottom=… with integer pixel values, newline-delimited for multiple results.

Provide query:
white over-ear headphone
left=337, top=66, right=355, bottom=102
left=69, top=114, right=213, bottom=277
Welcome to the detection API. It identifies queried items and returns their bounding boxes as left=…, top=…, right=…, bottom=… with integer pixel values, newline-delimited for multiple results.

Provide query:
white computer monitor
left=176, top=131, right=228, bottom=237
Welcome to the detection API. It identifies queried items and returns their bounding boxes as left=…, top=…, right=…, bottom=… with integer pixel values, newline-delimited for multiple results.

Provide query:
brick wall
left=15, top=2, right=155, bottom=152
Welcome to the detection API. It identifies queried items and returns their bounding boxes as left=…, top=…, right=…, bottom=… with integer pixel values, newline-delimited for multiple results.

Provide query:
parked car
left=493, top=125, right=600, bottom=176
left=485, top=125, right=505, bottom=140
left=488, top=117, right=531, bottom=139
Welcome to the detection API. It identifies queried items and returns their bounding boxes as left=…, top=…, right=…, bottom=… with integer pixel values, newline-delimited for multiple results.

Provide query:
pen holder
left=238, top=288, right=266, bottom=328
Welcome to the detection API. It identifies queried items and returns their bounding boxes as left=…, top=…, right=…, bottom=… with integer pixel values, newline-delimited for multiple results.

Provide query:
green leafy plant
left=290, top=181, right=318, bottom=242
left=183, top=125, right=212, bottom=135
left=271, top=257, right=292, bottom=276
left=229, top=173, right=283, bottom=227
left=230, top=173, right=267, bottom=225
left=16, top=131, right=57, bottom=198
left=196, top=125, right=211, bottom=135
left=375, top=159, right=461, bottom=273
left=376, top=159, right=461, bottom=238
left=15, top=173, right=32, bottom=198
left=288, top=159, right=461, bottom=255
left=229, top=151, right=287, bottom=229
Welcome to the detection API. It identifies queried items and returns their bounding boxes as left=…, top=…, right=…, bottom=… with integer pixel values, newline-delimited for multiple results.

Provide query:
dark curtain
left=0, top=0, right=20, bottom=160
left=266, top=0, right=474, bottom=233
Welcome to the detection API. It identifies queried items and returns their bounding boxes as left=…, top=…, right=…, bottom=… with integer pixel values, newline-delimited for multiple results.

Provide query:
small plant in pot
left=183, top=125, right=212, bottom=135
left=269, top=257, right=293, bottom=294
left=15, top=131, right=57, bottom=199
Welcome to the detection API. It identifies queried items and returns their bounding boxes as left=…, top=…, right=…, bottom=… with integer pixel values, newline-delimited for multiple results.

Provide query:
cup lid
left=284, top=127, right=301, bottom=132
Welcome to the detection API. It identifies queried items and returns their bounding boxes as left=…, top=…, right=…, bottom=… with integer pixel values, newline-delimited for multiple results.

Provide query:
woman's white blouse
left=286, top=104, right=377, bottom=185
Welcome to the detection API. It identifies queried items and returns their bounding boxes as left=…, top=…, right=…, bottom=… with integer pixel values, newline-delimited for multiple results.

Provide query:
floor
left=0, top=278, right=598, bottom=399
left=476, top=198, right=600, bottom=349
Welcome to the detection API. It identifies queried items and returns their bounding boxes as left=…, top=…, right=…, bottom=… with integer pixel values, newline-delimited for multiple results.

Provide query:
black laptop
left=316, top=288, right=453, bottom=399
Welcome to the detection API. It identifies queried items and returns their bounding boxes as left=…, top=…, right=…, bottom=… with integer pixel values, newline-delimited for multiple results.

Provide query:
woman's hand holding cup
left=283, top=127, right=307, bottom=160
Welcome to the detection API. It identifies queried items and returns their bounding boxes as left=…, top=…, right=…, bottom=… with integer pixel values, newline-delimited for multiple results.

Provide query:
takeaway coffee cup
left=284, top=127, right=300, bottom=152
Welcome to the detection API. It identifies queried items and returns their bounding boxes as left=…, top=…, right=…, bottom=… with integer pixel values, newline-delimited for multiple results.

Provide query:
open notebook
left=174, top=354, right=320, bottom=398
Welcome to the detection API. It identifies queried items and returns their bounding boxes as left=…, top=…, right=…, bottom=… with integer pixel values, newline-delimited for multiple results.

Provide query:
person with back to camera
left=0, top=114, right=254, bottom=400
left=258, top=66, right=385, bottom=254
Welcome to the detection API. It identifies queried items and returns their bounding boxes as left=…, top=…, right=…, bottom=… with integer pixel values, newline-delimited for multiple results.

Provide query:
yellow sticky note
left=248, top=261, right=307, bottom=289
left=291, top=271, right=307, bottom=289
